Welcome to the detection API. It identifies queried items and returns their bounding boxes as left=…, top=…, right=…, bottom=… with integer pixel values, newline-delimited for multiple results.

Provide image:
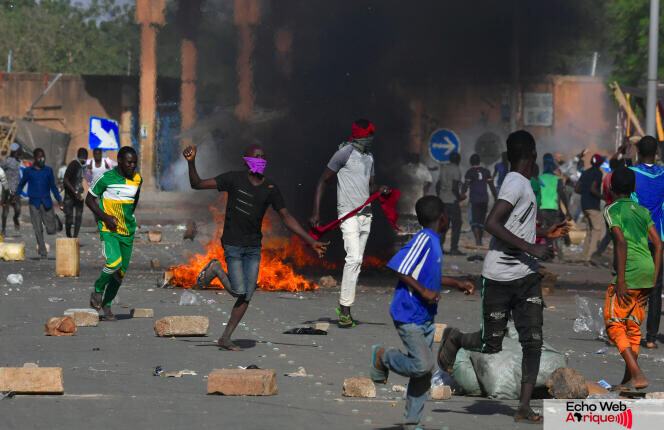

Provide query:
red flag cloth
left=309, top=190, right=402, bottom=240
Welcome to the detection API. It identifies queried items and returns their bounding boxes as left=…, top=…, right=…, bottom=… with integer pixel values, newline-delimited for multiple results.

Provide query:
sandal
left=645, top=341, right=658, bottom=349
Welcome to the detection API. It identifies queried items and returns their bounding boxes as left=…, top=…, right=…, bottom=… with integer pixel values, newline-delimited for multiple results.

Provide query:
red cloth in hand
left=309, top=190, right=401, bottom=240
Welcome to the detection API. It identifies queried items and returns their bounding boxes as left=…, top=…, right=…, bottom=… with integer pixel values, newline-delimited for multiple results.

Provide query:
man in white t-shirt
left=310, top=119, right=389, bottom=328
left=84, top=148, right=117, bottom=185
left=437, top=131, right=568, bottom=423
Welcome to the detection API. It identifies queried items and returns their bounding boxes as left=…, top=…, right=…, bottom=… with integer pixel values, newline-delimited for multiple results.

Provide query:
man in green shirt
left=85, top=146, right=142, bottom=321
left=539, top=153, right=569, bottom=261
left=603, top=167, right=661, bottom=390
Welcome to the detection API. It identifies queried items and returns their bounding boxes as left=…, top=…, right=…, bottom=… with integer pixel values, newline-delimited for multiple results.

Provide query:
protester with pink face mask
left=182, top=144, right=329, bottom=351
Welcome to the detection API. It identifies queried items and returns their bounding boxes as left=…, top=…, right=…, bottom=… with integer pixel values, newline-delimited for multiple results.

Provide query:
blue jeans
left=223, top=245, right=261, bottom=301
left=381, top=320, right=435, bottom=425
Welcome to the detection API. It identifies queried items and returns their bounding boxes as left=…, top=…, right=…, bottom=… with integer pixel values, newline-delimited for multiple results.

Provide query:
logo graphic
left=615, top=409, right=632, bottom=429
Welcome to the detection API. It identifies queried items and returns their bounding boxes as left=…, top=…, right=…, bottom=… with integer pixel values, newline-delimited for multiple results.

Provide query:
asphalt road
left=1, top=219, right=663, bottom=430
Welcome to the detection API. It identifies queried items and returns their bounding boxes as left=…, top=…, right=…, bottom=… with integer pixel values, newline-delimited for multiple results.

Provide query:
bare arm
left=85, top=192, right=118, bottom=232
left=442, top=276, right=475, bottom=295
left=394, top=272, right=440, bottom=304
left=182, top=145, right=218, bottom=190
left=611, top=226, right=630, bottom=307
left=648, top=225, right=662, bottom=288
left=278, top=207, right=330, bottom=257
left=310, top=168, right=336, bottom=227
left=485, top=199, right=553, bottom=260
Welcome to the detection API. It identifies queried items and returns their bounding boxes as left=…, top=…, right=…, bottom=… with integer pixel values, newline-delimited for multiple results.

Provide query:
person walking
left=437, top=151, right=465, bottom=255
left=462, top=153, right=497, bottom=246
left=62, top=148, right=88, bottom=238
left=0, top=143, right=23, bottom=236
left=310, top=119, right=389, bottom=328
left=15, top=148, right=62, bottom=258
left=575, top=154, right=604, bottom=265
left=539, top=153, right=569, bottom=261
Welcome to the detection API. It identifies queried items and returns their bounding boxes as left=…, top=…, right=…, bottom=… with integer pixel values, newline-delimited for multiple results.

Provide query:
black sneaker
left=101, top=305, right=116, bottom=321
left=336, top=306, right=356, bottom=328
left=90, top=291, right=103, bottom=310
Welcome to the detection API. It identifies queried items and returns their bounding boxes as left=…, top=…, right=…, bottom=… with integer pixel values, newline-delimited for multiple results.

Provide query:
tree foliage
left=606, top=0, right=664, bottom=86
left=0, top=0, right=139, bottom=75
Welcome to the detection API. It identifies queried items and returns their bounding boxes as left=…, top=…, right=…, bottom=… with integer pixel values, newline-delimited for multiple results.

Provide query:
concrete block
left=0, top=367, right=63, bottom=394
left=433, top=323, right=448, bottom=343
left=44, top=316, right=77, bottom=336
left=430, top=385, right=452, bottom=400
left=207, top=369, right=277, bottom=396
left=342, top=377, right=376, bottom=398
left=150, top=259, right=160, bottom=269
left=63, top=308, right=98, bottom=327
left=646, top=392, right=664, bottom=399
left=0, top=242, right=25, bottom=261
left=148, top=230, right=162, bottom=243
left=131, top=308, right=154, bottom=318
left=546, top=368, right=588, bottom=399
left=154, top=316, right=208, bottom=336
left=315, top=322, right=330, bottom=331
left=56, top=238, right=79, bottom=277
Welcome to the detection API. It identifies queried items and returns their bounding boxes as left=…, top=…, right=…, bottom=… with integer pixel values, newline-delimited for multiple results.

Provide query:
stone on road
left=154, top=316, right=208, bottom=336
left=342, top=377, right=376, bottom=398
left=207, top=369, right=278, bottom=396
left=0, top=367, right=64, bottom=394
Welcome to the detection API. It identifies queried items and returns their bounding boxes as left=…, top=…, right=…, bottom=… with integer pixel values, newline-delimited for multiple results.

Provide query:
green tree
left=606, top=0, right=664, bottom=86
left=0, top=0, right=139, bottom=75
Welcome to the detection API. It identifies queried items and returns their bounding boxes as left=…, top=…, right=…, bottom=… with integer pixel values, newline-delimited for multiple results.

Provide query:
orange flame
left=169, top=196, right=389, bottom=291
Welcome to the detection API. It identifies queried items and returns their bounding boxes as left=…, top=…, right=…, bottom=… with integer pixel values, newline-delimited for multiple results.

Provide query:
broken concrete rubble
left=154, top=316, right=208, bottom=336
left=0, top=367, right=64, bottom=394
left=342, top=377, right=376, bottom=398
left=63, top=309, right=98, bottom=327
left=546, top=368, right=589, bottom=399
left=207, top=369, right=277, bottom=396
left=44, top=316, right=77, bottom=336
left=131, top=308, right=154, bottom=318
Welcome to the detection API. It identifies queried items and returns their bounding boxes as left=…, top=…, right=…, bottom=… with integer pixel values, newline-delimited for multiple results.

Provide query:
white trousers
left=339, top=214, right=372, bottom=306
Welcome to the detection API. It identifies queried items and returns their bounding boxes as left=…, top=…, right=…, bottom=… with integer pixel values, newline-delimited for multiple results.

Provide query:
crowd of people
left=1, top=122, right=663, bottom=429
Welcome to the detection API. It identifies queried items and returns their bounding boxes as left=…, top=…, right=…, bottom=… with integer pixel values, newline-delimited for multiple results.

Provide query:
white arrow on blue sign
left=429, top=128, right=460, bottom=163
left=89, top=117, right=120, bottom=150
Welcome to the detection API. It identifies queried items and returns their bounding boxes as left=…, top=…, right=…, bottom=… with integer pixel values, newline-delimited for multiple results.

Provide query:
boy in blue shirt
left=370, top=195, right=474, bottom=429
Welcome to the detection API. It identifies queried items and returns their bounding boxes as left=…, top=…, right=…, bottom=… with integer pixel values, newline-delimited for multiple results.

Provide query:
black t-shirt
left=579, top=167, right=602, bottom=211
left=215, top=171, right=286, bottom=247
left=63, top=160, right=84, bottom=199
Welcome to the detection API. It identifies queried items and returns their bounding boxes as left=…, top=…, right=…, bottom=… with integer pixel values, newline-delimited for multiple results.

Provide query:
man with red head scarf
left=575, top=154, right=605, bottom=265
left=310, top=119, right=389, bottom=328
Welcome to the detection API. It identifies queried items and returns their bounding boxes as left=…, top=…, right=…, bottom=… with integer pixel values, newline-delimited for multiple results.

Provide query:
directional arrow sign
left=89, top=117, right=120, bottom=150
left=429, top=128, right=460, bottom=163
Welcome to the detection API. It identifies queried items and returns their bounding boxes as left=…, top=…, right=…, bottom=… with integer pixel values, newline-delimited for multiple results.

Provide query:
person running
left=86, top=146, right=142, bottom=321
left=437, top=130, right=569, bottom=423
left=16, top=148, right=62, bottom=258
left=310, top=119, right=389, bottom=328
left=183, top=143, right=329, bottom=350
left=0, top=143, right=22, bottom=236
left=437, top=151, right=465, bottom=255
left=63, top=148, right=88, bottom=238
left=630, top=135, right=664, bottom=349
left=539, top=153, right=569, bottom=261
left=603, top=166, right=661, bottom=389
left=575, top=154, right=604, bottom=265
left=463, top=153, right=497, bottom=246
left=84, top=148, right=117, bottom=185
left=493, top=151, right=509, bottom=191
left=370, top=196, right=474, bottom=430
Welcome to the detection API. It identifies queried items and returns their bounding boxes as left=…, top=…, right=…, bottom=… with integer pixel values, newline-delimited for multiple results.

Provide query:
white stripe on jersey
left=411, top=248, right=430, bottom=281
left=398, top=233, right=426, bottom=273
left=399, top=233, right=430, bottom=274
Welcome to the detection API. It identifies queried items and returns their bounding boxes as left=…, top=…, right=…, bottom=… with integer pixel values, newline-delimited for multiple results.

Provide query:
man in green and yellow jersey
left=85, top=146, right=142, bottom=320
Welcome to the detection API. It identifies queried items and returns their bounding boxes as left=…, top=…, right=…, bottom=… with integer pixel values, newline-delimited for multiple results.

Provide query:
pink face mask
left=243, top=157, right=267, bottom=174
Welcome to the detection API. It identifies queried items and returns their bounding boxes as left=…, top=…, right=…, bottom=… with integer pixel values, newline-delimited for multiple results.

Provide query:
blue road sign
left=429, top=128, right=460, bottom=163
left=89, top=117, right=120, bottom=150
